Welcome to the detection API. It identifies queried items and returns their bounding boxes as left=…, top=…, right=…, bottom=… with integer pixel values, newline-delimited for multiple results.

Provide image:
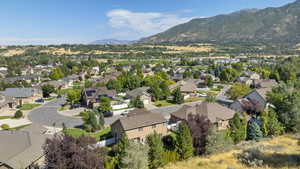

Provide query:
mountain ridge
left=140, top=0, right=300, bottom=44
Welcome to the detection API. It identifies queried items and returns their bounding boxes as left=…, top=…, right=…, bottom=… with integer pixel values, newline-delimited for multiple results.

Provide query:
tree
left=67, top=89, right=81, bottom=105
left=116, top=135, right=130, bottom=169
left=42, top=84, right=55, bottom=98
left=176, top=123, right=194, bottom=160
left=226, top=83, right=251, bottom=100
left=146, top=132, right=165, bottom=169
left=106, top=79, right=122, bottom=92
left=206, top=127, right=233, bottom=154
left=205, top=75, right=214, bottom=87
left=49, top=67, right=64, bottom=80
left=187, top=114, right=211, bottom=155
left=43, top=134, right=105, bottom=169
left=120, top=141, right=149, bottom=169
left=98, top=96, right=112, bottom=115
left=14, top=110, right=23, bottom=119
left=82, top=110, right=101, bottom=132
left=247, top=118, right=263, bottom=141
left=220, top=68, right=238, bottom=82
left=267, top=82, right=300, bottom=132
left=130, top=96, right=144, bottom=108
left=172, top=88, right=184, bottom=104
left=260, top=109, right=284, bottom=136
left=228, top=113, right=247, bottom=144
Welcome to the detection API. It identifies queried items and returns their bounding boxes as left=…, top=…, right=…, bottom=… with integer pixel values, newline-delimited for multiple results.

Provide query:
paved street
left=28, top=98, right=82, bottom=128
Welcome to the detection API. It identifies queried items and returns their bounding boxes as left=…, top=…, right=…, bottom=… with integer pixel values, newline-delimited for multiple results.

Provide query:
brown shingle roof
left=171, top=102, right=235, bottom=123
left=116, top=109, right=167, bottom=131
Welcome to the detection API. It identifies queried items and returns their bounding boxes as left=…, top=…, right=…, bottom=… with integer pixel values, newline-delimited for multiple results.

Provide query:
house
left=0, top=94, right=16, bottom=111
left=252, top=79, right=277, bottom=89
left=126, top=87, right=151, bottom=105
left=0, top=88, right=40, bottom=105
left=170, top=80, right=198, bottom=98
left=111, top=109, right=168, bottom=142
left=237, top=71, right=260, bottom=85
left=170, top=101, right=236, bottom=130
left=82, top=87, right=117, bottom=108
left=230, top=79, right=278, bottom=113
left=3, top=75, right=41, bottom=84
left=97, top=72, right=122, bottom=84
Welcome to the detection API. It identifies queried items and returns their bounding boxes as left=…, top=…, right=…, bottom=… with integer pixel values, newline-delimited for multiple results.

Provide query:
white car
left=198, top=93, right=208, bottom=97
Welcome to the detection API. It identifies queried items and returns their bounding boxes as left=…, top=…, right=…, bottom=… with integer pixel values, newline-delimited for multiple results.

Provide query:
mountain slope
left=90, top=39, right=136, bottom=45
left=140, top=0, right=300, bottom=44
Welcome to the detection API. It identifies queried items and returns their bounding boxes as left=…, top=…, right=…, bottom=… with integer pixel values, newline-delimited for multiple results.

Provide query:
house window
left=152, top=124, right=156, bottom=128
left=138, top=127, right=143, bottom=131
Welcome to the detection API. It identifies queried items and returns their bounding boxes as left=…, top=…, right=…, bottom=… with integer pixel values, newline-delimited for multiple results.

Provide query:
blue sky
left=0, top=0, right=295, bottom=45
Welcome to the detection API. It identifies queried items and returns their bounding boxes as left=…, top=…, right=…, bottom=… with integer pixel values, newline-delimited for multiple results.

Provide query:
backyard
left=63, top=127, right=112, bottom=141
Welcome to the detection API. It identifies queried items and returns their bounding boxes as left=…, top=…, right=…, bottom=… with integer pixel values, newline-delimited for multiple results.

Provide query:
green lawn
left=154, top=100, right=174, bottom=107
left=0, top=116, right=13, bottom=120
left=19, top=104, right=41, bottom=110
left=9, top=124, right=32, bottom=130
left=184, top=97, right=204, bottom=103
left=64, top=127, right=112, bottom=141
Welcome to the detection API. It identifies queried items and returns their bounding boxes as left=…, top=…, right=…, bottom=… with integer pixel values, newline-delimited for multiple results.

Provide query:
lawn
left=0, top=116, right=13, bottom=120
left=19, top=103, right=41, bottom=110
left=64, top=127, right=112, bottom=141
left=154, top=100, right=175, bottom=107
left=160, top=134, right=300, bottom=169
left=184, top=97, right=204, bottom=103
left=9, top=124, right=32, bottom=130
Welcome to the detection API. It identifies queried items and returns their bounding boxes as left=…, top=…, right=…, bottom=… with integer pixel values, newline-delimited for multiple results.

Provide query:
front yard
left=19, top=103, right=41, bottom=110
left=63, top=127, right=112, bottom=141
left=154, top=100, right=175, bottom=107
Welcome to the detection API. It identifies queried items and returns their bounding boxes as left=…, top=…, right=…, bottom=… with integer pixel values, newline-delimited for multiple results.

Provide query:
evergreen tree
left=116, top=135, right=130, bottom=169
left=121, top=141, right=149, bottom=169
left=247, top=118, right=263, bottom=141
left=98, top=96, right=112, bottom=115
left=176, top=123, right=194, bottom=160
left=130, top=96, right=144, bottom=108
left=206, top=127, right=233, bottom=154
left=172, top=88, right=184, bottom=104
left=260, top=109, right=284, bottom=136
left=229, top=113, right=247, bottom=144
left=146, top=132, right=165, bottom=169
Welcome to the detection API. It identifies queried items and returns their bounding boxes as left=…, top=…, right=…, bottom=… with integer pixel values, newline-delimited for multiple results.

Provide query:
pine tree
left=177, top=123, right=194, bottom=160
left=146, top=132, right=165, bottom=169
left=121, top=141, right=149, bottom=169
left=172, top=88, right=184, bottom=104
left=229, top=112, right=247, bottom=144
left=261, top=110, right=284, bottom=137
left=116, top=135, right=130, bottom=169
left=247, top=118, right=263, bottom=141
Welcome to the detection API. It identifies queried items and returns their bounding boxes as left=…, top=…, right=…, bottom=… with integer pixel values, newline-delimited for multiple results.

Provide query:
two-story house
left=111, top=109, right=168, bottom=142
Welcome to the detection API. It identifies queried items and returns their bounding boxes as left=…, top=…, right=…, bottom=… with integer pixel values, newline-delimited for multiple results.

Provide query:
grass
left=0, top=116, right=13, bottom=120
left=64, top=127, right=112, bottom=141
left=184, top=97, right=204, bottom=103
left=19, top=103, right=41, bottom=110
left=8, top=124, right=32, bottom=130
left=154, top=100, right=175, bottom=107
left=160, top=134, right=300, bottom=169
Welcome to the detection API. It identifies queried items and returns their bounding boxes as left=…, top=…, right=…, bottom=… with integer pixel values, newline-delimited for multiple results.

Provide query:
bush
left=163, top=150, right=179, bottom=164
left=1, top=124, right=10, bottom=130
left=14, top=110, right=23, bottom=119
left=235, top=147, right=264, bottom=167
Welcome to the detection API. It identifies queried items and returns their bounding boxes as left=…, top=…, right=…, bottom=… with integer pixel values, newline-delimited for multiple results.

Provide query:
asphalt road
left=28, top=98, right=83, bottom=128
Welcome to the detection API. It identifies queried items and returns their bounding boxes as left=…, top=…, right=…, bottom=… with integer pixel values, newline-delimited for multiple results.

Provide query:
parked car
left=35, top=98, right=44, bottom=103
left=198, top=93, right=208, bottom=97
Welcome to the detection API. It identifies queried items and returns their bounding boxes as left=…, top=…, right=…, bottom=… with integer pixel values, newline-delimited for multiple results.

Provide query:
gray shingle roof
left=115, top=109, right=167, bottom=131
left=171, top=101, right=235, bottom=123
left=1, top=88, right=35, bottom=98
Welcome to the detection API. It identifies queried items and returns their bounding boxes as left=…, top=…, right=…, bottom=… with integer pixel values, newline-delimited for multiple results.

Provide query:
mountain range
left=140, top=0, right=300, bottom=44
left=90, top=39, right=136, bottom=45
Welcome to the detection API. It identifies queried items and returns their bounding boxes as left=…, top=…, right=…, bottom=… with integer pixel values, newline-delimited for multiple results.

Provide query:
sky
left=0, top=0, right=296, bottom=45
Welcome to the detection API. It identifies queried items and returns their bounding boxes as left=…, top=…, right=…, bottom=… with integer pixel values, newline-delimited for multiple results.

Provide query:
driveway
left=28, top=98, right=82, bottom=128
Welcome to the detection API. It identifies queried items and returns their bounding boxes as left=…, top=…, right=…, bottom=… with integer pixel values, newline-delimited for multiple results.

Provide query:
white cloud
left=106, top=9, right=193, bottom=39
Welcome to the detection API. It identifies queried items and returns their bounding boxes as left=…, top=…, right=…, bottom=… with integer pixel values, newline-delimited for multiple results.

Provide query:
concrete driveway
left=28, top=98, right=82, bottom=128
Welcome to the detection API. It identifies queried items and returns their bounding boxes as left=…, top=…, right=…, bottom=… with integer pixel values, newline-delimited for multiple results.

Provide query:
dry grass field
left=161, top=134, right=300, bottom=169
left=147, top=44, right=215, bottom=53
left=0, top=48, right=25, bottom=57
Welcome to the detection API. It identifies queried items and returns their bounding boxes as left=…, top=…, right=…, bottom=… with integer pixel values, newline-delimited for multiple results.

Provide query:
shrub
left=235, top=147, right=264, bottom=167
left=1, top=124, right=10, bottom=130
left=14, top=110, right=23, bottom=119
left=163, top=150, right=179, bottom=164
